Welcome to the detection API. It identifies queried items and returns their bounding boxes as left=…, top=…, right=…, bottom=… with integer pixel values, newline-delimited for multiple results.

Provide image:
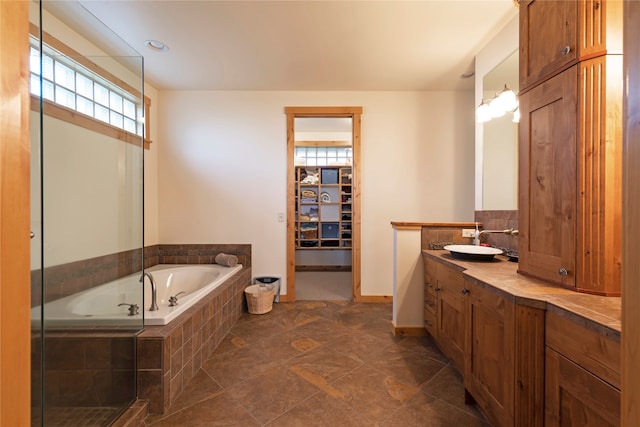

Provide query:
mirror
left=482, top=50, right=518, bottom=210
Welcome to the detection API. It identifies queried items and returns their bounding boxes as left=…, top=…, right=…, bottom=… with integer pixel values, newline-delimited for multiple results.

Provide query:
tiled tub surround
left=137, top=266, right=251, bottom=415
left=30, top=331, right=137, bottom=426
left=31, top=244, right=252, bottom=307
left=30, top=244, right=252, bottom=419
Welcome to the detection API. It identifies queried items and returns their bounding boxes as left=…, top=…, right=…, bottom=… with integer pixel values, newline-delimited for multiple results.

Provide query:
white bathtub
left=31, top=264, right=243, bottom=327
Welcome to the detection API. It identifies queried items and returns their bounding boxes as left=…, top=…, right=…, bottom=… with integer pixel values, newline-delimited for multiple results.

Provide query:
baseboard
left=391, top=325, right=427, bottom=337
left=354, top=295, right=393, bottom=303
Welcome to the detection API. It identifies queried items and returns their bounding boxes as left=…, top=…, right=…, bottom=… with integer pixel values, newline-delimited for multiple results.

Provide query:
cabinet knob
left=559, top=268, right=568, bottom=276
left=424, top=319, right=432, bottom=326
left=461, top=288, right=469, bottom=295
left=434, top=287, right=441, bottom=292
left=560, top=45, right=572, bottom=55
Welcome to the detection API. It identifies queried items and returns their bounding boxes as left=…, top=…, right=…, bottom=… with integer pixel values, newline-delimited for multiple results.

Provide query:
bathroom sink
left=443, top=244, right=503, bottom=261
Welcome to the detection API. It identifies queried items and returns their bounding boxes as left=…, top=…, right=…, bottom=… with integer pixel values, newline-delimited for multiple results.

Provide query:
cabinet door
left=520, top=0, right=578, bottom=89
left=465, top=280, right=515, bottom=427
left=518, top=66, right=577, bottom=288
left=435, top=263, right=466, bottom=371
left=423, top=257, right=438, bottom=338
left=545, top=348, right=620, bottom=427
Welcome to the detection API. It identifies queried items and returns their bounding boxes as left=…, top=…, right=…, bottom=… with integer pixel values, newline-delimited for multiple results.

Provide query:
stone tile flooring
left=142, top=301, right=490, bottom=426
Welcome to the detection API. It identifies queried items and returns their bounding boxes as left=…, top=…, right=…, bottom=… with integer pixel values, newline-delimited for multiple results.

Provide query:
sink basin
left=443, top=245, right=503, bottom=261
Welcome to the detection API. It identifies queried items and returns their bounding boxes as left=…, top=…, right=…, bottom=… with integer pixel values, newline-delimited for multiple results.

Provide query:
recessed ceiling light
left=144, top=40, right=169, bottom=52
left=460, top=71, right=475, bottom=79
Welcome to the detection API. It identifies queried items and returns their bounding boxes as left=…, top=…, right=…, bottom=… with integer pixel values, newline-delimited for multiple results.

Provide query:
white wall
left=156, top=90, right=475, bottom=296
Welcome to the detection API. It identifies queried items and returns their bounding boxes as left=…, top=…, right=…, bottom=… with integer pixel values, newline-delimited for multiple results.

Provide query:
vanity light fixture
left=512, top=106, right=520, bottom=123
left=477, top=83, right=519, bottom=123
left=144, top=39, right=169, bottom=52
left=476, top=100, right=492, bottom=123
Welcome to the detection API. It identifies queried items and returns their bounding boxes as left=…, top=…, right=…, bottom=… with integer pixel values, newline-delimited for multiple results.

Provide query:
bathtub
left=31, top=264, right=243, bottom=327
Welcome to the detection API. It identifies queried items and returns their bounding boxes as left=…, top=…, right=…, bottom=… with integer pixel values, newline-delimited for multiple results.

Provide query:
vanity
left=422, top=249, right=620, bottom=427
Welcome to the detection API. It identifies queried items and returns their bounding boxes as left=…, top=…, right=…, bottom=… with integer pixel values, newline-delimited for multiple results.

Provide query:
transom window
left=29, top=38, right=143, bottom=137
left=295, top=146, right=352, bottom=166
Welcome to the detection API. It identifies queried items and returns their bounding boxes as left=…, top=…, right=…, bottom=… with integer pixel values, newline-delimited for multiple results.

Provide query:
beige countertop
left=422, top=249, right=621, bottom=340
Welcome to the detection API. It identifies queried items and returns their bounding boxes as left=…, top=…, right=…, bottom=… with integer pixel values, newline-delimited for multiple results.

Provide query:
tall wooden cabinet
left=518, top=0, right=623, bottom=295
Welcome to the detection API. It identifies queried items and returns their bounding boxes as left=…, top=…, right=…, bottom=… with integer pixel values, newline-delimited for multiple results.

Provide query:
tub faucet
left=140, top=272, right=159, bottom=311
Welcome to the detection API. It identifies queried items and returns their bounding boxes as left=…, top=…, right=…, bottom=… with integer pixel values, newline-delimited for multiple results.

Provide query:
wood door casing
left=284, top=107, right=363, bottom=302
left=518, top=66, right=578, bottom=288
left=0, top=1, right=31, bottom=425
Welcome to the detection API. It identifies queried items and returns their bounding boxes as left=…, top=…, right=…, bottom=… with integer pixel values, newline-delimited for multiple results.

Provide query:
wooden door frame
left=284, top=106, right=362, bottom=302
left=622, top=1, right=640, bottom=424
left=0, top=1, right=31, bottom=425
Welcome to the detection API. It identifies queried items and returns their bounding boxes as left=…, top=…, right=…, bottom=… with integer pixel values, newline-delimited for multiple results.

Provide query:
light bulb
left=476, top=101, right=491, bottom=123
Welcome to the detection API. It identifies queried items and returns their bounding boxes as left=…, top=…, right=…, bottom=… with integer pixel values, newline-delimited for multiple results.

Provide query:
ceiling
left=45, top=0, right=518, bottom=92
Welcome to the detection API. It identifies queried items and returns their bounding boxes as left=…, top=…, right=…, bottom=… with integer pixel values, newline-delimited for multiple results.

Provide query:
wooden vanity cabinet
left=434, top=262, right=467, bottom=372
left=518, top=0, right=623, bottom=295
left=423, top=257, right=437, bottom=338
left=422, top=257, right=466, bottom=371
left=518, top=66, right=578, bottom=288
left=465, top=279, right=516, bottom=427
left=465, top=279, right=545, bottom=427
left=520, top=0, right=578, bottom=89
left=520, top=0, right=623, bottom=90
left=544, top=312, right=621, bottom=426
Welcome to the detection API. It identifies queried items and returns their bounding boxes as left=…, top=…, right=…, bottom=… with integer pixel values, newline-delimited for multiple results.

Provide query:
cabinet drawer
left=545, top=347, right=620, bottom=426
left=424, top=291, right=436, bottom=315
left=546, top=311, right=620, bottom=389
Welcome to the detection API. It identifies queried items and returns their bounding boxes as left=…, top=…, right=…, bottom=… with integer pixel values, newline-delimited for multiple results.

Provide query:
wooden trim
left=357, top=295, right=392, bottom=303
left=30, top=95, right=149, bottom=149
left=392, top=325, right=426, bottom=337
left=28, top=24, right=152, bottom=148
left=286, top=112, right=297, bottom=300
left=286, top=107, right=362, bottom=302
left=284, top=106, right=363, bottom=116
left=351, top=110, right=363, bottom=302
left=294, top=140, right=351, bottom=147
left=29, top=23, right=145, bottom=100
left=622, top=1, right=640, bottom=424
left=1, top=2, right=31, bottom=425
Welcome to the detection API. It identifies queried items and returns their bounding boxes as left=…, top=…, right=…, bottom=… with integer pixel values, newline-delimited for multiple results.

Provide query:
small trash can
left=253, top=276, right=281, bottom=303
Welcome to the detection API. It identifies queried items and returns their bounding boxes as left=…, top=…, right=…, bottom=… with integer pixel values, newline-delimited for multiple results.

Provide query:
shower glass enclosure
left=29, top=2, right=145, bottom=425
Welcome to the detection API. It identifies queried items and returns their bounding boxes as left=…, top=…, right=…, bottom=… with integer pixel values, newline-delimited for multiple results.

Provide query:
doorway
left=284, top=107, right=362, bottom=302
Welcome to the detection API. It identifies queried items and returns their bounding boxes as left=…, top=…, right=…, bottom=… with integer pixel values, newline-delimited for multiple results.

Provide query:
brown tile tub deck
left=136, top=266, right=252, bottom=414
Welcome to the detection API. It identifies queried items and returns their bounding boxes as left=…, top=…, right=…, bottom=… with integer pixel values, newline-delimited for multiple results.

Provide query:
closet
left=285, top=107, right=362, bottom=301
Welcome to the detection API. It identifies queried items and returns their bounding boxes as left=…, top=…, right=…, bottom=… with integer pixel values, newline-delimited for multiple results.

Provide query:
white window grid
left=295, top=146, right=352, bottom=166
left=29, top=39, right=142, bottom=137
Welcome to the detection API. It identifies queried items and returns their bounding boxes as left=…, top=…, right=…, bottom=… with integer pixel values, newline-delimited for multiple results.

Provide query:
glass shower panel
left=30, top=1, right=145, bottom=425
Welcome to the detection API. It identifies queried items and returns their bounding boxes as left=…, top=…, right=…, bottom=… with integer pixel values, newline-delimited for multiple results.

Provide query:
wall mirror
left=481, top=49, right=519, bottom=210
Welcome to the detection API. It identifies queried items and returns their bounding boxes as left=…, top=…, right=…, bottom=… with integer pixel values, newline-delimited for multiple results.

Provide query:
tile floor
left=142, top=301, right=490, bottom=426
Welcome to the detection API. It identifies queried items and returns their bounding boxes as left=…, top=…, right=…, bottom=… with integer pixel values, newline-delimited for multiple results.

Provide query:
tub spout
left=140, top=272, right=159, bottom=311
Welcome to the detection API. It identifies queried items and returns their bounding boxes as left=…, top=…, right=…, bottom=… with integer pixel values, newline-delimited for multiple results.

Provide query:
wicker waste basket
left=244, top=283, right=275, bottom=314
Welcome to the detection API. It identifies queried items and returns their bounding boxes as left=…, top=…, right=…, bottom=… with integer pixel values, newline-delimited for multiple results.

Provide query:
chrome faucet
left=474, top=228, right=519, bottom=245
left=140, top=272, right=159, bottom=311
